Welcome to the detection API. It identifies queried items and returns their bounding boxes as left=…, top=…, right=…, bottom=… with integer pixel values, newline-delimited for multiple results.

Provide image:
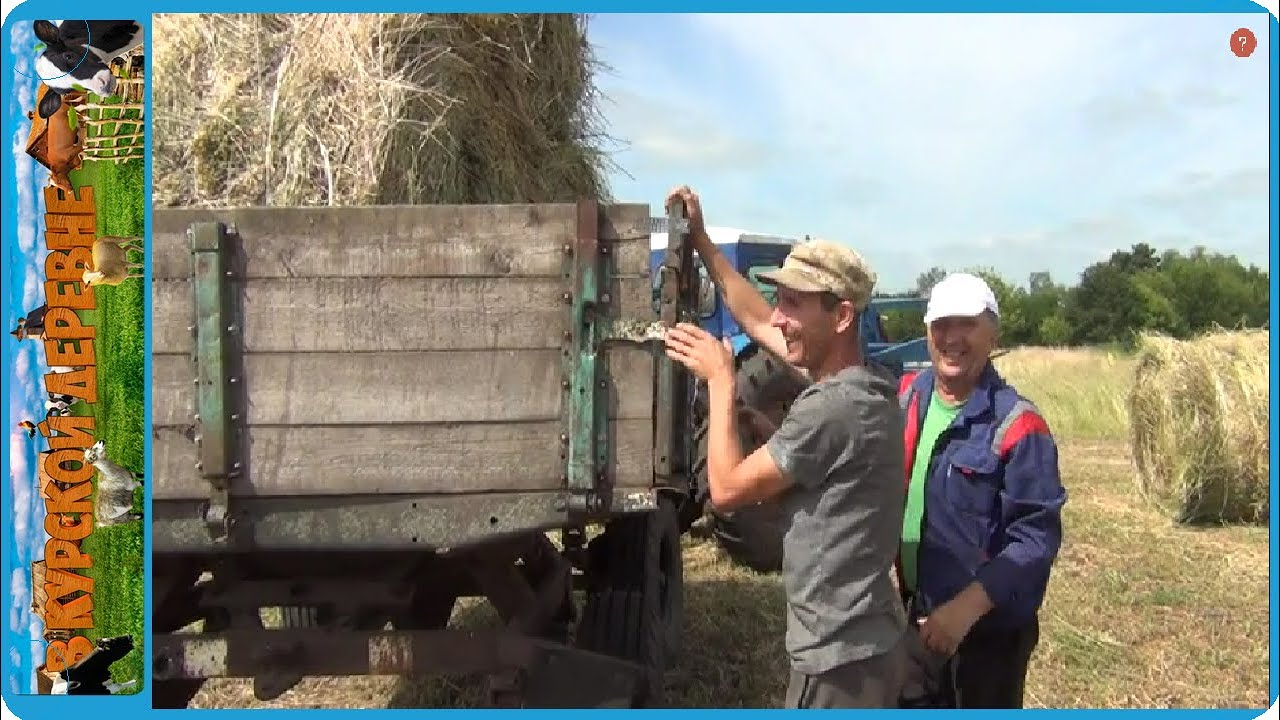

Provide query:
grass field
left=185, top=345, right=1271, bottom=710
left=56, top=157, right=145, bottom=689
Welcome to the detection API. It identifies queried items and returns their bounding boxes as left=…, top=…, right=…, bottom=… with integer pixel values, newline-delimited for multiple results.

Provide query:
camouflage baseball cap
left=756, top=238, right=877, bottom=310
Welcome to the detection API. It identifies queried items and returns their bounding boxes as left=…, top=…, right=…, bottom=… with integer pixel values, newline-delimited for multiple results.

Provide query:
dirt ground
left=183, top=439, right=1270, bottom=710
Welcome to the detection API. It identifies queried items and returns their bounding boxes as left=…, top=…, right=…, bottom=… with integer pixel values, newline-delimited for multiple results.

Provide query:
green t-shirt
left=900, top=391, right=963, bottom=593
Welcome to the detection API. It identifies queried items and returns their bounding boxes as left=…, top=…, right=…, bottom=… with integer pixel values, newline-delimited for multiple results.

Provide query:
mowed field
left=60, top=158, right=146, bottom=688
left=187, top=346, right=1271, bottom=709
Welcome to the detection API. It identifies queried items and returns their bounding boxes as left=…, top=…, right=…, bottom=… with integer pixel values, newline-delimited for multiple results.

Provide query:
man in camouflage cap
left=662, top=185, right=909, bottom=708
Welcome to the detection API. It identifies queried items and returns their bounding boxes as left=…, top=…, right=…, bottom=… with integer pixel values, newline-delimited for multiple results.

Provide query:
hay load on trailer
left=151, top=13, right=616, bottom=208
left=149, top=13, right=704, bottom=710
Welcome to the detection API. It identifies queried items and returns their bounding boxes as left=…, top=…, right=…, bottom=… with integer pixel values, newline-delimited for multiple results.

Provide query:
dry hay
left=151, top=13, right=618, bottom=208
left=1128, top=328, right=1270, bottom=524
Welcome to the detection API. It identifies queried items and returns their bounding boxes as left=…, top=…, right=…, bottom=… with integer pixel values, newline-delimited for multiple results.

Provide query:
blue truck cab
left=648, top=219, right=931, bottom=377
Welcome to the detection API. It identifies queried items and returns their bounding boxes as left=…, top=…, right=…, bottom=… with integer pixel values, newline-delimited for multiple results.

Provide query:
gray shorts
left=784, top=632, right=909, bottom=709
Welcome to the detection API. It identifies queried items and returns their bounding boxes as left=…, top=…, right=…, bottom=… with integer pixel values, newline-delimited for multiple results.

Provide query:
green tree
left=1021, top=271, right=1068, bottom=345
left=916, top=266, right=948, bottom=295
left=1158, top=248, right=1270, bottom=334
left=962, top=266, right=1031, bottom=345
left=1038, top=313, right=1072, bottom=345
left=1064, top=262, right=1149, bottom=345
left=1108, top=242, right=1162, bottom=274
left=891, top=243, right=1267, bottom=349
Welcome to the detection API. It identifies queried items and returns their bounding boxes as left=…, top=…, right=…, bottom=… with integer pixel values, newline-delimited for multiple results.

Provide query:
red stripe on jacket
left=999, top=411, right=1051, bottom=457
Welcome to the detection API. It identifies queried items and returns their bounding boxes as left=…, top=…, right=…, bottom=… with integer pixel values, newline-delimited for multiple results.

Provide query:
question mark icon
left=1231, top=28, right=1256, bottom=58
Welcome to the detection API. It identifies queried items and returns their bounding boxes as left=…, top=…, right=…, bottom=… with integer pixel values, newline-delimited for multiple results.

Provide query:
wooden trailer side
left=150, top=204, right=656, bottom=512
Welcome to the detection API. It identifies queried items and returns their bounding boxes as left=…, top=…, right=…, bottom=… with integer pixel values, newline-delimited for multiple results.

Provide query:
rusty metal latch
left=559, top=200, right=613, bottom=517
left=188, top=222, right=241, bottom=544
left=653, top=200, right=698, bottom=488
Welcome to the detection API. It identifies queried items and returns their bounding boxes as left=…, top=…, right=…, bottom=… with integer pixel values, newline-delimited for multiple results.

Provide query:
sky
left=6, top=19, right=57, bottom=695
left=586, top=13, right=1273, bottom=292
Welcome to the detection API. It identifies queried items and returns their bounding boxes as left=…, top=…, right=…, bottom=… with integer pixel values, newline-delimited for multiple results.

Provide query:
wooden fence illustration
left=79, top=53, right=145, bottom=165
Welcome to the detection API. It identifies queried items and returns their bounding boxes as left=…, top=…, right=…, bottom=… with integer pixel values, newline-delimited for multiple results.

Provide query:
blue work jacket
left=897, top=363, right=1068, bottom=633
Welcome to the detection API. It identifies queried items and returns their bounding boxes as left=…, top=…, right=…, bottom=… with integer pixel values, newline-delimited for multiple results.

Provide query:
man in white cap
left=895, top=272, right=1067, bottom=709
left=661, top=185, right=909, bottom=708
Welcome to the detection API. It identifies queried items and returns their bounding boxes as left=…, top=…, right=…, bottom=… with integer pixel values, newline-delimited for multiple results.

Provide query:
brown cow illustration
left=25, top=84, right=87, bottom=193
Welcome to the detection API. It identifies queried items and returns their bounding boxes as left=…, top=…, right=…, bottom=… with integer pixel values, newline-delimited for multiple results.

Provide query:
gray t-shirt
left=765, top=362, right=908, bottom=675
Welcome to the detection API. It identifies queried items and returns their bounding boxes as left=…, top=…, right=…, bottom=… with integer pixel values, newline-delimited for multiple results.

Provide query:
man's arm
left=703, top=373, right=792, bottom=510
left=973, top=421, right=1067, bottom=615
left=708, top=383, right=849, bottom=512
left=918, top=412, right=1065, bottom=654
left=667, top=185, right=788, bottom=360
left=663, top=323, right=792, bottom=510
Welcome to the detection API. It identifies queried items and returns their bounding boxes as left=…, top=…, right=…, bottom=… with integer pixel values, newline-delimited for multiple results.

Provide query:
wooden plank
left=152, top=348, right=654, bottom=427
left=151, top=204, right=651, bottom=280
left=150, top=418, right=654, bottom=500
left=151, top=275, right=653, bottom=354
left=151, top=487, right=660, bottom=553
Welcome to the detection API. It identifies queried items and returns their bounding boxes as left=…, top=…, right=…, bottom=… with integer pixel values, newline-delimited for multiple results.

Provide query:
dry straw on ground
left=1128, top=329, right=1270, bottom=525
left=152, top=13, right=618, bottom=208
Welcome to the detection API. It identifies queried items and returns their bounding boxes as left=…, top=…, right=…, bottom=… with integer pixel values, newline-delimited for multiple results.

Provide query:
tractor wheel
left=254, top=605, right=335, bottom=701
left=576, top=497, right=683, bottom=706
left=698, top=349, right=810, bottom=574
left=676, top=417, right=710, bottom=532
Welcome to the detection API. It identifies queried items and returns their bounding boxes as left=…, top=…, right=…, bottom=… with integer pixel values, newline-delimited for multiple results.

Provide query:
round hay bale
left=1128, top=328, right=1270, bottom=524
left=152, top=13, right=618, bottom=208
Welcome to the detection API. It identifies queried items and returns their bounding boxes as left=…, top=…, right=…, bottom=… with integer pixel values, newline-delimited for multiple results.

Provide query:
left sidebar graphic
left=4, top=20, right=147, bottom=697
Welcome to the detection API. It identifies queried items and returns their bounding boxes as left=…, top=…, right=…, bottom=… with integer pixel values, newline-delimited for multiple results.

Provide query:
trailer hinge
left=189, top=222, right=243, bottom=545
left=559, top=200, right=616, bottom=518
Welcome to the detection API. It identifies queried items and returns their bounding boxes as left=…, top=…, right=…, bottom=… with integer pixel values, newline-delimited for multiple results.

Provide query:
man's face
left=927, top=314, right=997, bottom=383
left=769, top=286, right=848, bottom=371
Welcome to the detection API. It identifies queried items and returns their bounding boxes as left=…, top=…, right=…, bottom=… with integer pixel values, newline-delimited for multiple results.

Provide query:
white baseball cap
left=924, top=272, right=1000, bottom=324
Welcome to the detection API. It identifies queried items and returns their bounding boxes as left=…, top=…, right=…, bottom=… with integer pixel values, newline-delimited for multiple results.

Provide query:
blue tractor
left=648, top=219, right=930, bottom=572
left=648, top=218, right=931, bottom=374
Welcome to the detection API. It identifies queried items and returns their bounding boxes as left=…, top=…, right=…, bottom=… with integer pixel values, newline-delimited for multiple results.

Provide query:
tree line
left=877, top=243, right=1271, bottom=348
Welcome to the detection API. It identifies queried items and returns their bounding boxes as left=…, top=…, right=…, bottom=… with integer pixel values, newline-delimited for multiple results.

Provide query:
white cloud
left=22, top=272, right=40, bottom=311
left=35, top=169, right=47, bottom=218
left=17, top=75, right=33, bottom=108
left=9, top=431, right=32, bottom=545
left=13, top=129, right=38, bottom=255
left=30, top=613, right=48, bottom=684
left=692, top=14, right=1098, bottom=191
left=10, top=568, right=30, bottom=633
left=592, top=13, right=1271, bottom=289
left=9, top=343, right=43, bottom=552
left=15, top=348, right=30, bottom=380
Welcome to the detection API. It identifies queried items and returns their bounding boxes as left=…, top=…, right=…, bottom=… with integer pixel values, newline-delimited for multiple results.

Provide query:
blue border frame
left=0, top=3, right=1276, bottom=719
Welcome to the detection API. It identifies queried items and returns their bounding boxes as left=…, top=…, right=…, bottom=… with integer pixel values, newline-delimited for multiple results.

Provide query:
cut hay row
left=1128, top=328, right=1270, bottom=525
left=151, top=13, right=619, bottom=208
